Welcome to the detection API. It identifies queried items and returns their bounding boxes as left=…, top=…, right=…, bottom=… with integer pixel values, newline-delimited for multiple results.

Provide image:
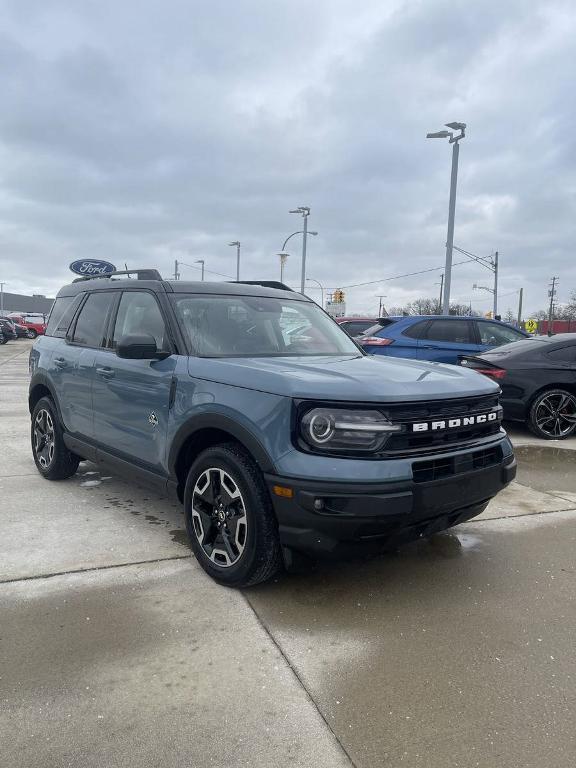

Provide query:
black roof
left=57, top=276, right=308, bottom=302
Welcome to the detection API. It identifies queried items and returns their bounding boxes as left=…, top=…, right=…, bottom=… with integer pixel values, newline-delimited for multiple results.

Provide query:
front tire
left=528, top=389, right=576, bottom=439
left=26, top=329, right=38, bottom=339
left=31, top=397, right=80, bottom=479
left=184, top=443, right=282, bottom=587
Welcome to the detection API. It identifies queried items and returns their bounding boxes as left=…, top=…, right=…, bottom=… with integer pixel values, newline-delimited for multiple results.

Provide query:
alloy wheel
left=34, top=409, right=55, bottom=468
left=534, top=392, right=576, bottom=437
left=191, top=468, right=248, bottom=567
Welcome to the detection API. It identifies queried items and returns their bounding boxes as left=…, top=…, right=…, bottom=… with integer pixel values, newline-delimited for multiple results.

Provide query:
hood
left=189, top=354, right=499, bottom=402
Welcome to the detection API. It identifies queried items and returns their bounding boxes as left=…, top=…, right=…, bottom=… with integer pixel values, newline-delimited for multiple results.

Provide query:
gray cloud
left=0, top=0, right=574, bottom=316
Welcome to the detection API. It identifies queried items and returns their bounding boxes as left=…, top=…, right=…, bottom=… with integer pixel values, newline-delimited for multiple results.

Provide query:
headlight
left=299, top=407, right=401, bottom=454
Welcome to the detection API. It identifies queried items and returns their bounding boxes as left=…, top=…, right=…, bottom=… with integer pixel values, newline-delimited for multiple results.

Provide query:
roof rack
left=72, top=269, right=162, bottom=283
left=230, top=280, right=294, bottom=292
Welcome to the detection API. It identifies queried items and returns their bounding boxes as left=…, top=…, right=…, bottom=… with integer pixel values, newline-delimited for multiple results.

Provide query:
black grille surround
left=293, top=394, right=504, bottom=459
left=381, top=394, right=502, bottom=457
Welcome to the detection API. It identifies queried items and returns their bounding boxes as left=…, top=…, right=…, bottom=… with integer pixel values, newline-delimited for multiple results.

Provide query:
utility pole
left=517, top=287, right=523, bottom=326
left=427, top=122, right=466, bottom=314
left=437, top=274, right=444, bottom=312
left=173, top=260, right=180, bottom=281
left=195, top=259, right=205, bottom=281
left=377, top=295, right=387, bottom=316
left=0, top=282, right=5, bottom=314
left=548, top=276, right=558, bottom=336
left=493, top=251, right=499, bottom=318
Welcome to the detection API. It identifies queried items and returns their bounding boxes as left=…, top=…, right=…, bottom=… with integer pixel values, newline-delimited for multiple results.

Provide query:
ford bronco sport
left=29, top=270, right=516, bottom=586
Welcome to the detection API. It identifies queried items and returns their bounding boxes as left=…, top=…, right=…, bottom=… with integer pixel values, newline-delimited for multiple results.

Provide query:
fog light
left=314, top=498, right=324, bottom=511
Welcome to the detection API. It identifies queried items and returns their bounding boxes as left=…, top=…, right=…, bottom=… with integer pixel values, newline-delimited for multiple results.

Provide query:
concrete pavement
left=1, top=340, right=575, bottom=767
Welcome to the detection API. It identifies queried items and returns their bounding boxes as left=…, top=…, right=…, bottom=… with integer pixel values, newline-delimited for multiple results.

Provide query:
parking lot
left=2, top=340, right=575, bottom=767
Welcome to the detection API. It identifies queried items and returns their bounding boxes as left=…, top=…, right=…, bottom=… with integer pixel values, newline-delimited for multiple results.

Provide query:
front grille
left=383, top=394, right=502, bottom=456
left=412, top=445, right=502, bottom=483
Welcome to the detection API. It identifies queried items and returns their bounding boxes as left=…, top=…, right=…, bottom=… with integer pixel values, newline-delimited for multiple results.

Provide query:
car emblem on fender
left=148, top=412, right=159, bottom=427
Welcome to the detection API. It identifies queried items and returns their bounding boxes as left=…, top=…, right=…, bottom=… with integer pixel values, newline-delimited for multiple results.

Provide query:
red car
left=7, top=313, right=47, bottom=339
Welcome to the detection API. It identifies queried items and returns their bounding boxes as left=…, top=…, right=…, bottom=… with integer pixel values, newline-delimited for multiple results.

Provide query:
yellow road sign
left=524, top=319, right=537, bottom=333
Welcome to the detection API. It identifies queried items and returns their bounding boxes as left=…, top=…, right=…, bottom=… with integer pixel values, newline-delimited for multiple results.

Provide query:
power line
left=338, top=258, right=476, bottom=290
left=178, top=261, right=235, bottom=280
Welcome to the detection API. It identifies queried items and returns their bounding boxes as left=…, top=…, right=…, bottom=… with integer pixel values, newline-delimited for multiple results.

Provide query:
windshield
left=171, top=294, right=362, bottom=357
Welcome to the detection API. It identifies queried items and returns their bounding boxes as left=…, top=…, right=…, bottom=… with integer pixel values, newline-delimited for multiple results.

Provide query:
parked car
left=335, top=317, right=382, bottom=338
left=460, top=334, right=576, bottom=439
left=7, top=313, right=47, bottom=339
left=358, top=315, right=528, bottom=364
left=0, top=324, right=5, bottom=345
left=29, top=269, right=516, bottom=586
left=0, top=318, right=17, bottom=342
left=11, top=321, right=29, bottom=338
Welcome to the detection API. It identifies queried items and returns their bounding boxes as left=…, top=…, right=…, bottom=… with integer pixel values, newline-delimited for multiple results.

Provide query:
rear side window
left=402, top=320, right=429, bottom=340
left=71, top=292, right=115, bottom=348
left=45, top=296, right=83, bottom=338
left=423, top=320, right=473, bottom=343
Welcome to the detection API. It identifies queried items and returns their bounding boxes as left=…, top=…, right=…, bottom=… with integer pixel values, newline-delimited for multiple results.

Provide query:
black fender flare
left=29, top=372, right=62, bottom=419
left=168, top=412, right=276, bottom=479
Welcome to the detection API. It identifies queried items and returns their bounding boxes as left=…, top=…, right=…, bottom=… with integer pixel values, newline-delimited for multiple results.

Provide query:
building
left=0, top=290, right=54, bottom=317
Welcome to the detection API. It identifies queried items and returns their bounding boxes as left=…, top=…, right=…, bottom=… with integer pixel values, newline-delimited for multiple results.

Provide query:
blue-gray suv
left=29, top=270, right=516, bottom=586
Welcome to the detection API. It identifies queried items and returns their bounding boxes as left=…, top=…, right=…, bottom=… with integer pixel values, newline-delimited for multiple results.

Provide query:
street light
left=228, top=241, right=241, bottom=281
left=277, top=253, right=289, bottom=283
left=195, top=259, right=205, bottom=281
left=288, top=206, right=312, bottom=294
left=427, top=121, right=466, bottom=314
left=0, top=282, right=5, bottom=314
left=306, top=278, right=324, bottom=308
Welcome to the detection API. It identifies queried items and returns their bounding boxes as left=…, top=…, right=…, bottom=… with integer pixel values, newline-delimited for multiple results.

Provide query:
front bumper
left=266, top=450, right=516, bottom=558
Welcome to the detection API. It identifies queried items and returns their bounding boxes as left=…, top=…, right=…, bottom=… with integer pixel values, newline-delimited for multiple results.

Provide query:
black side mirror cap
left=116, top=334, right=169, bottom=360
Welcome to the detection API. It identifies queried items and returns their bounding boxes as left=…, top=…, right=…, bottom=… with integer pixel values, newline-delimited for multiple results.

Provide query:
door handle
left=96, top=366, right=115, bottom=379
left=54, top=357, right=68, bottom=369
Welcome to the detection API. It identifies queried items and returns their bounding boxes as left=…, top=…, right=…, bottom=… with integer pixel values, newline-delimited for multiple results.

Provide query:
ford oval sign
left=69, top=259, right=117, bottom=277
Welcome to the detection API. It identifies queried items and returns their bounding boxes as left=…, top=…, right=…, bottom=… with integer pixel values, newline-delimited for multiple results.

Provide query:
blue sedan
left=358, top=315, right=529, bottom=365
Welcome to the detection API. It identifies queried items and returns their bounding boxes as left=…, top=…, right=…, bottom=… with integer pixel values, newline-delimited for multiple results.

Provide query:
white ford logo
left=412, top=411, right=500, bottom=432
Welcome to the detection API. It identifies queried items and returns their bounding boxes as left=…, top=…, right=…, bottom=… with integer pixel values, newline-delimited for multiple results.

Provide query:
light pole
left=306, top=278, right=324, bottom=308
left=288, top=206, right=312, bottom=294
left=427, top=122, right=466, bottom=314
left=173, top=260, right=180, bottom=281
left=277, top=253, right=288, bottom=283
left=195, top=259, right=205, bottom=281
left=376, top=294, right=387, bottom=316
left=229, top=241, right=241, bottom=281
left=0, top=282, right=5, bottom=314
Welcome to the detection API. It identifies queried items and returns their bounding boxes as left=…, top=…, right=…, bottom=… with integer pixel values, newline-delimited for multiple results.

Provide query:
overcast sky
left=0, top=0, right=575, bottom=316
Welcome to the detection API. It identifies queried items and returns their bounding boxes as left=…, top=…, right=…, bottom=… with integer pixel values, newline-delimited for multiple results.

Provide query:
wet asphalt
left=1, top=340, right=575, bottom=767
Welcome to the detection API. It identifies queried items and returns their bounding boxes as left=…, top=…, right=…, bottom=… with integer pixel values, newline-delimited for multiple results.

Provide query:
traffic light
left=333, top=289, right=345, bottom=303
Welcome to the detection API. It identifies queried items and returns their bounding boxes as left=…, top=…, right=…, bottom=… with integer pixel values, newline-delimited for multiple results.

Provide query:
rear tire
left=31, top=397, right=80, bottom=480
left=528, top=388, right=576, bottom=440
left=184, top=443, right=282, bottom=587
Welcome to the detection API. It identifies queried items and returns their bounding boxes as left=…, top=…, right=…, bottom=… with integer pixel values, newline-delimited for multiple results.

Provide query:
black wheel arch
left=29, top=373, right=61, bottom=418
left=169, top=413, right=276, bottom=501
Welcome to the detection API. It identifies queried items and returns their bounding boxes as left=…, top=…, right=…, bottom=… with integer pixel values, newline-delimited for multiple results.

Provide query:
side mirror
left=116, top=334, right=168, bottom=360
